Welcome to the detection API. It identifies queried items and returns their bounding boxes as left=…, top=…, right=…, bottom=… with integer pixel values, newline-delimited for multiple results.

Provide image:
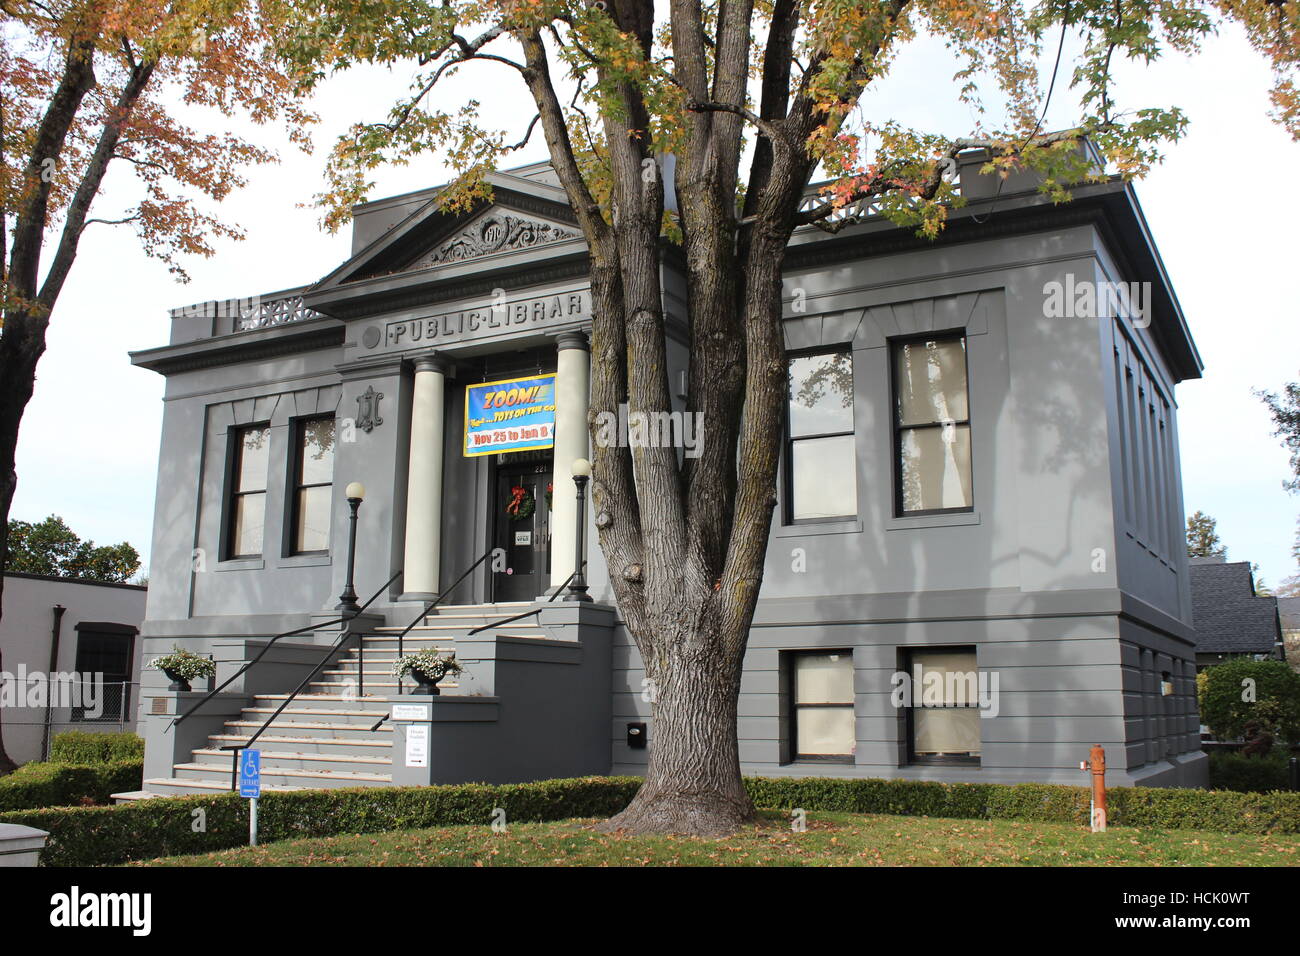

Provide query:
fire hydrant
left=1079, top=744, right=1107, bottom=832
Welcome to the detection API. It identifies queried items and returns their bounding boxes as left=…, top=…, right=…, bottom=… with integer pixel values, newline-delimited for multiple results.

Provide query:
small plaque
left=391, top=704, right=429, bottom=721
left=514, top=531, right=532, bottom=546
left=149, top=698, right=168, bottom=715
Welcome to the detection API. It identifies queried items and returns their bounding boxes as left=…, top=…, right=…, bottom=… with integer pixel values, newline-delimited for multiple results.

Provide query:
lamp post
left=336, top=481, right=366, bottom=615
left=565, top=458, right=593, bottom=602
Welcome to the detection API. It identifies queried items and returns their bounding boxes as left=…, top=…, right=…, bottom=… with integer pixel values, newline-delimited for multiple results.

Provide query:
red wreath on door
left=506, top=485, right=534, bottom=520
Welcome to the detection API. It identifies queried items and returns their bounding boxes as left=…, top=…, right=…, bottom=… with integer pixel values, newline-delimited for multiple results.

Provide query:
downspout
left=41, top=605, right=66, bottom=761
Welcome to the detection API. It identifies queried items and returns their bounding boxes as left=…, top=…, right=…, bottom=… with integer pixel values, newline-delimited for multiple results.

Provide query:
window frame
left=903, top=646, right=982, bottom=767
left=787, top=649, right=857, bottom=764
left=783, top=346, right=858, bottom=526
left=70, top=623, right=136, bottom=723
left=223, top=422, right=271, bottom=561
left=286, top=414, right=336, bottom=557
left=890, top=331, right=975, bottom=518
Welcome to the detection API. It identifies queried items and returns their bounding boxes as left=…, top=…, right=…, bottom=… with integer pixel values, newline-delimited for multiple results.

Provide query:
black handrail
left=229, top=548, right=501, bottom=780
left=392, top=546, right=499, bottom=691
left=169, top=569, right=401, bottom=732
left=467, top=561, right=586, bottom=636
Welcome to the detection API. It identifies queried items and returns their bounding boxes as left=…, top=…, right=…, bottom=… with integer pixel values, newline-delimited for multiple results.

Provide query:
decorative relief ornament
left=413, top=214, right=578, bottom=269
left=356, top=385, right=384, bottom=433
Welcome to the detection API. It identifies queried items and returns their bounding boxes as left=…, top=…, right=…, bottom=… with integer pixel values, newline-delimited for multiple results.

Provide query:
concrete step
left=173, top=763, right=392, bottom=788
left=207, top=734, right=392, bottom=751
left=331, top=657, right=451, bottom=668
left=374, top=621, right=537, bottom=632
left=190, top=750, right=392, bottom=771
left=428, top=601, right=532, bottom=616
left=142, top=777, right=308, bottom=797
left=358, top=637, right=462, bottom=648
left=222, top=720, right=392, bottom=740
left=111, top=790, right=169, bottom=803
left=250, top=694, right=402, bottom=707
left=241, top=706, right=394, bottom=726
left=308, top=680, right=452, bottom=692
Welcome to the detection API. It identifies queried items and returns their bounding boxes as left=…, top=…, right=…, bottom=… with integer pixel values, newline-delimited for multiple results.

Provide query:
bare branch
left=503, top=113, right=541, bottom=153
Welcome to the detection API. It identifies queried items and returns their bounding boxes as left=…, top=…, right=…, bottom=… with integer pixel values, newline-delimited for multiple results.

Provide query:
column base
left=398, top=591, right=440, bottom=604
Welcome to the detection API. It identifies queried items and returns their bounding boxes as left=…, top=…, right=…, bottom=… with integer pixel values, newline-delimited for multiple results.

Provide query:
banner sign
left=464, top=374, right=556, bottom=457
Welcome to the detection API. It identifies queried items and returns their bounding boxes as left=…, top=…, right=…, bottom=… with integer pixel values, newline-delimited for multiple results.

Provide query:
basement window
left=790, top=651, right=856, bottom=762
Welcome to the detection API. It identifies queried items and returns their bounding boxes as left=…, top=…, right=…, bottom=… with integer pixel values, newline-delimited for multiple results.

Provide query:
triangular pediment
left=303, top=171, right=588, bottom=320
left=400, top=208, right=580, bottom=273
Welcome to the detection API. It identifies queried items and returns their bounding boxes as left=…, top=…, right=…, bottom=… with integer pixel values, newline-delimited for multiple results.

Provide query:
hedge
left=1207, top=750, right=1294, bottom=793
left=0, top=760, right=143, bottom=812
left=49, top=731, right=144, bottom=765
left=746, top=776, right=1300, bottom=834
left=0, top=776, right=643, bottom=867
left=4, top=773, right=1299, bottom=867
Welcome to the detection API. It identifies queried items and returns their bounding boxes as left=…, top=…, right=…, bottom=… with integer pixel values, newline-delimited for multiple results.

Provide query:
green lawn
left=131, top=809, right=1300, bottom=867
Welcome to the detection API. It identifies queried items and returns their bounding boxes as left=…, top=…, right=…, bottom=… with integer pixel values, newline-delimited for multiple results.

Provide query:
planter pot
left=162, top=668, right=191, bottom=693
left=407, top=672, right=442, bottom=695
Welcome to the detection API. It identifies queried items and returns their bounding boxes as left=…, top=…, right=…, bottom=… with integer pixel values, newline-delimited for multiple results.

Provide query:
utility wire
left=971, top=20, right=1069, bottom=224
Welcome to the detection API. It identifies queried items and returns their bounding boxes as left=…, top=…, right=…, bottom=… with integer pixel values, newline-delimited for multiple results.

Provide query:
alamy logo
left=889, top=665, right=1000, bottom=717
left=593, top=403, right=705, bottom=459
left=0, top=667, right=103, bottom=718
left=1042, top=275, right=1152, bottom=328
left=49, top=887, right=152, bottom=936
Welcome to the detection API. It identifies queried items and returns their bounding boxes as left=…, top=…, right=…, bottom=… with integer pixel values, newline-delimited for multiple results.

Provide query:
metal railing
left=216, top=572, right=401, bottom=789
left=169, top=570, right=401, bottom=733
left=467, top=561, right=586, bottom=637
left=389, top=546, right=500, bottom=693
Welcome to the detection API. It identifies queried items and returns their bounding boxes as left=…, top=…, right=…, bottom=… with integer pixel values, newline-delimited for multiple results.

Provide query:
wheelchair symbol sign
left=239, top=749, right=261, bottom=798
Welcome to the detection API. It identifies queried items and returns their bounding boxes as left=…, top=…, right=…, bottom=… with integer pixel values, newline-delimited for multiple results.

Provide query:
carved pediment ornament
left=410, top=213, right=578, bottom=270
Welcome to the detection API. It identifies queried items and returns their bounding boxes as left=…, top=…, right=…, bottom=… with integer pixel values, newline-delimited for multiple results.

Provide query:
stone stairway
left=130, top=602, right=539, bottom=799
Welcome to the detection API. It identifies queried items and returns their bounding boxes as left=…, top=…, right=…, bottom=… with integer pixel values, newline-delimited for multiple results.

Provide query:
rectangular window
left=906, top=648, right=981, bottom=764
left=786, top=350, right=856, bottom=522
left=290, top=416, right=335, bottom=554
left=226, top=424, right=270, bottom=559
left=791, top=651, right=855, bottom=761
left=71, top=627, right=134, bottom=722
left=892, top=336, right=973, bottom=515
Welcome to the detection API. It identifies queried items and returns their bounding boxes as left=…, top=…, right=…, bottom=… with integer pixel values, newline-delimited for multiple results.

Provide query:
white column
left=402, top=353, right=448, bottom=599
left=551, top=331, right=591, bottom=588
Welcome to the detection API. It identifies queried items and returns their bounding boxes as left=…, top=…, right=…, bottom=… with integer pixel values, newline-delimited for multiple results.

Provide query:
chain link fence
left=1, top=678, right=140, bottom=763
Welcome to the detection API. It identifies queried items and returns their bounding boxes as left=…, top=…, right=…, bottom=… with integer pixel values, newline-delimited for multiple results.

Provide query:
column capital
left=411, top=351, right=451, bottom=375
left=554, top=330, right=590, bottom=352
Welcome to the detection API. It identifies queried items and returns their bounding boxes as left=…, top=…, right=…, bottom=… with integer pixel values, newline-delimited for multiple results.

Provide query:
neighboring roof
left=1189, top=560, right=1281, bottom=654
left=2, top=570, right=146, bottom=591
left=1278, top=596, right=1300, bottom=632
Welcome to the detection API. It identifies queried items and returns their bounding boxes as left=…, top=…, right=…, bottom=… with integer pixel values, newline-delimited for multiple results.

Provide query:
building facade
left=126, top=150, right=1207, bottom=798
left=0, top=573, right=146, bottom=764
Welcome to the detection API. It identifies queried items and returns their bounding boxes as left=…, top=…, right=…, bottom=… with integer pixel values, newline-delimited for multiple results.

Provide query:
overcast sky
left=11, top=22, right=1299, bottom=588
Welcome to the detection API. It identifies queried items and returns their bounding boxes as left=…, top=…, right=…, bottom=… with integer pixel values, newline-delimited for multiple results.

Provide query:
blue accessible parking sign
left=239, top=749, right=261, bottom=798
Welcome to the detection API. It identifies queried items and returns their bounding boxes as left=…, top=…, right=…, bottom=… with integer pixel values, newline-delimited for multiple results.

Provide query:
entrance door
left=492, top=459, right=552, bottom=602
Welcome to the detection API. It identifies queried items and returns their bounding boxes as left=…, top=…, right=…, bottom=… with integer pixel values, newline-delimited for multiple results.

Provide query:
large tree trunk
left=0, top=34, right=103, bottom=774
left=0, top=314, right=45, bottom=774
left=599, top=618, right=754, bottom=835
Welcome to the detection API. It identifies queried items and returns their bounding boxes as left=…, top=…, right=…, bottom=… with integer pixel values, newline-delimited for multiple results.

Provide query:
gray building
left=1188, top=557, right=1284, bottom=668
left=0, top=572, right=146, bottom=764
left=124, top=147, right=1207, bottom=799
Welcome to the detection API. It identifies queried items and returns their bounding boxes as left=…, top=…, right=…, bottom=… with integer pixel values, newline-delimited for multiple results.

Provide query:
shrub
left=1198, top=660, right=1300, bottom=744
left=49, top=731, right=144, bottom=765
left=5, top=773, right=1300, bottom=867
left=742, top=775, right=1300, bottom=835
left=0, top=760, right=143, bottom=812
left=1208, top=750, right=1294, bottom=792
left=0, top=776, right=642, bottom=867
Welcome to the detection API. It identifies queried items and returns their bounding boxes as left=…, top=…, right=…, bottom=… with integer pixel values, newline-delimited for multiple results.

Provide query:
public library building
left=125, top=150, right=1207, bottom=798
